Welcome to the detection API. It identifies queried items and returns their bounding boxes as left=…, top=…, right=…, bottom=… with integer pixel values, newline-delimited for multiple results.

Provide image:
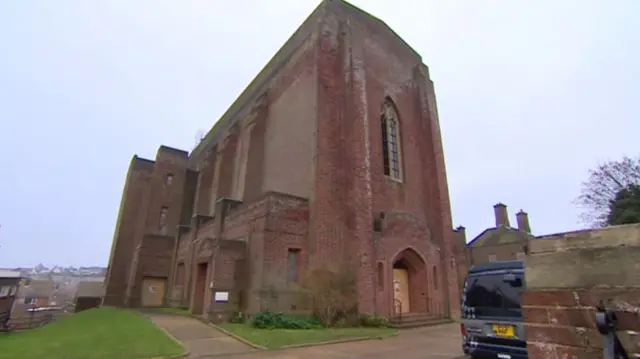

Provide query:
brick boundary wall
left=521, top=223, right=640, bottom=359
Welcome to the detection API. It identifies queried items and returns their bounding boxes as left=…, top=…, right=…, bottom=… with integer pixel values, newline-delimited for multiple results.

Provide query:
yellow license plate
left=492, top=324, right=515, bottom=337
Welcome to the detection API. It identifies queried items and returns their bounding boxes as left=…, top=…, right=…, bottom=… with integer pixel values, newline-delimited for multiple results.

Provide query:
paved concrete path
left=148, top=314, right=257, bottom=358
left=227, top=322, right=464, bottom=359
left=150, top=314, right=464, bottom=359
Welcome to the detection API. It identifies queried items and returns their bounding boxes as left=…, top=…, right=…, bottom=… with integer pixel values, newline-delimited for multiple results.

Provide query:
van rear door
left=461, top=270, right=528, bottom=359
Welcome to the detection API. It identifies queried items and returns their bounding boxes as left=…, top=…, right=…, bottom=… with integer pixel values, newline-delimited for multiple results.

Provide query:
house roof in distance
left=0, top=270, right=21, bottom=278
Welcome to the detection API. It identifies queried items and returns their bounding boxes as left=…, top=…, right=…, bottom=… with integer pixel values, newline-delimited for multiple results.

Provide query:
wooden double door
left=393, top=268, right=410, bottom=313
left=141, top=277, right=166, bottom=307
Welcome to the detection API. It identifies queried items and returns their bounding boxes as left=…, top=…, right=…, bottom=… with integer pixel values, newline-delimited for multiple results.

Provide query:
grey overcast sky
left=0, top=1, right=638, bottom=267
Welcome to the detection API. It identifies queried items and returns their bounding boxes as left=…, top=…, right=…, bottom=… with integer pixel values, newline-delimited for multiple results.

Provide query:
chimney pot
left=516, top=210, right=531, bottom=233
left=493, top=203, right=510, bottom=227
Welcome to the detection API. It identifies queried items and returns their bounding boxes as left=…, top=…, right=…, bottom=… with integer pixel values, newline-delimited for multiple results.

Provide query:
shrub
left=229, top=311, right=246, bottom=324
left=304, top=263, right=359, bottom=327
left=249, top=310, right=319, bottom=329
left=360, top=314, right=389, bottom=328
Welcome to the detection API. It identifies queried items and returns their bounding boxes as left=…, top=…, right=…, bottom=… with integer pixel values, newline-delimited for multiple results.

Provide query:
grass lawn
left=0, top=307, right=184, bottom=359
left=219, top=323, right=396, bottom=350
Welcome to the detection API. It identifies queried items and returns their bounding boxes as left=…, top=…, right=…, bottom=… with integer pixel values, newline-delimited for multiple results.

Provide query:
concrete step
left=390, top=312, right=438, bottom=322
left=389, top=317, right=453, bottom=329
left=389, top=313, right=453, bottom=329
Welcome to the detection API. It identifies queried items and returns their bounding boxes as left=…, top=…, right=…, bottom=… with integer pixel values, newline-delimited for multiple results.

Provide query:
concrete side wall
left=262, top=35, right=317, bottom=199
left=522, top=223, right=640, bottom=358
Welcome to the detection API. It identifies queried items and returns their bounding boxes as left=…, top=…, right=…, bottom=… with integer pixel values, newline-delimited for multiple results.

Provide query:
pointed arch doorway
left=391, top=248, right=428, bottom=315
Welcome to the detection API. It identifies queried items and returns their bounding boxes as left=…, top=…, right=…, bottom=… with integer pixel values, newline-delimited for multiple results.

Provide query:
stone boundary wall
left=522, top=223, right=640, bottom=359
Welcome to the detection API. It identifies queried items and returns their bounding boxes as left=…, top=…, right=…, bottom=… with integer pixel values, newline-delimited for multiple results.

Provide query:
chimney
left=516, top=210, right=531, bottom=233
left=455, top=226, right=467, bottom=244
left=493, top=203, right=510, bottom=227
left=452, top=226, right=467, bottom=252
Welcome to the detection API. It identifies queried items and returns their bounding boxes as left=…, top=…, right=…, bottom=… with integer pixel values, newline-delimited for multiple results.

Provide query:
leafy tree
left=576, top=156, right=640, bottom=227
left=606, top=184, right=640, bottom=226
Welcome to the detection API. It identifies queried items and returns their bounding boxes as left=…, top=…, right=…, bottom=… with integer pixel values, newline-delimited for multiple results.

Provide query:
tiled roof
left=0, top=270, right=21, bottom=278
left=18, top=279, right=55, bottom=298
left=468, top=226, right=534, bottom=247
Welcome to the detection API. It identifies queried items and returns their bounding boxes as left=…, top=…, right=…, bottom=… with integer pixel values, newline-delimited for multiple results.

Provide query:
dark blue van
left=460, top=260, right=527, bottom=359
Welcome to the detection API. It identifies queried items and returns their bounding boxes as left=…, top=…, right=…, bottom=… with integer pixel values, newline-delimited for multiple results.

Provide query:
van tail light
left=460, top=323, right=467, bottom=337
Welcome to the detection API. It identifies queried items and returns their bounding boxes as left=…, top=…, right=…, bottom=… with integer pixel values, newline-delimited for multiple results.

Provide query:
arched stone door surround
left=390, top=247, right=429, bottom=315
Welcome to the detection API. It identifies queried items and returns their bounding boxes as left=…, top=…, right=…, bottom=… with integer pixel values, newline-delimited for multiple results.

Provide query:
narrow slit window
left=287, top=248, right=301, bottom=283
left=377, top=262, right=384, bottom=290
left=380, top=101, right=403, bottom=181
left=175, top=263, right=185, bottom=285
left=381, top=119, right=390, bottom=176
left=159, top=206, right=168, bottom=231
left=433, top=266, right=438, bottom=290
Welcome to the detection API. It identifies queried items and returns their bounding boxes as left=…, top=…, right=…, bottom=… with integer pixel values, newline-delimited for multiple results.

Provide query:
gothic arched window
left=381, top=100, right=403, bottom=181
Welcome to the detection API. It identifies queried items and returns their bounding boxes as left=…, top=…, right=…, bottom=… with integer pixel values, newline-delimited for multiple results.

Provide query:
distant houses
left=0, top=270, right=22, bottom=328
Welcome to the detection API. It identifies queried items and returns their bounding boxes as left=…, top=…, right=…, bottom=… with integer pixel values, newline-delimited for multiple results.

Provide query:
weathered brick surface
left=105, top=0, right=459, bottom=321
left=521, top=223, right=640, bottom=358
left=527, top=343, right=601, bottom=359
left=104, top=146, right=191, bottom=307
left=103, top=156, right=153, bottom=306
left=128, top=234, right=174, bottom=307
left=309, top=1, right=458, bottom=317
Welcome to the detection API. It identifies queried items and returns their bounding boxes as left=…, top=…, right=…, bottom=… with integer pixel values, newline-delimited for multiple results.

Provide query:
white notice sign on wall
left=214, top=291, right=229, bottom=303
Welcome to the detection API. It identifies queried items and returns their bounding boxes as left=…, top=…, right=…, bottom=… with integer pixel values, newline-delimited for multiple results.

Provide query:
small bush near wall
left=250, top=311, right=320, bottom=329
left=229, top=311, right=246, bottom=324
left=359, top=314, right=389, bottom=328
left=303, top=263, right=359, bottom=327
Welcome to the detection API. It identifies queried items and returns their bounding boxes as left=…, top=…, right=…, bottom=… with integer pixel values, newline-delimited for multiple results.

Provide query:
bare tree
left=303, top=262, right=358, bottom=326
left=575, top=156, right=640, bottom=227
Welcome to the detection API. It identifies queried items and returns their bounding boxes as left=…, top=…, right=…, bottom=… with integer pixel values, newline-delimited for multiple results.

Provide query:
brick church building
left=104, top=0, right=462, bottom=322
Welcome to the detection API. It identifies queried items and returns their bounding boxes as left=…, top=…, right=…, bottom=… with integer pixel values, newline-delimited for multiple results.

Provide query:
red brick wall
left=218, top=193, right=309, bottom=314
left=141, top=146, right=190, bottom=235
left=103, top=156, right=153, bottom=306
left=311, top=1, right=458, bottom=317
left=108, top=0, right=460, bottom=319
left=521, top=224, right=640, bottom=358
left=170, top=192, right=310, bottom=315
left=105, top=146, right=191, bottom=307
left=523, top=289, right=640, bottom=358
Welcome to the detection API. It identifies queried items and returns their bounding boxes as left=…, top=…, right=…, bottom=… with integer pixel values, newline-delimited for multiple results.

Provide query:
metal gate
left=595, top=301, right=629, bottom=359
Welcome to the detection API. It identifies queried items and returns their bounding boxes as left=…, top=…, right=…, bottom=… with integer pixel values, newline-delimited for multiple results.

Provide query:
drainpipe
left=372, top=231, right=380, bottom=317
left=439, top=247, right=450, bottom=318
